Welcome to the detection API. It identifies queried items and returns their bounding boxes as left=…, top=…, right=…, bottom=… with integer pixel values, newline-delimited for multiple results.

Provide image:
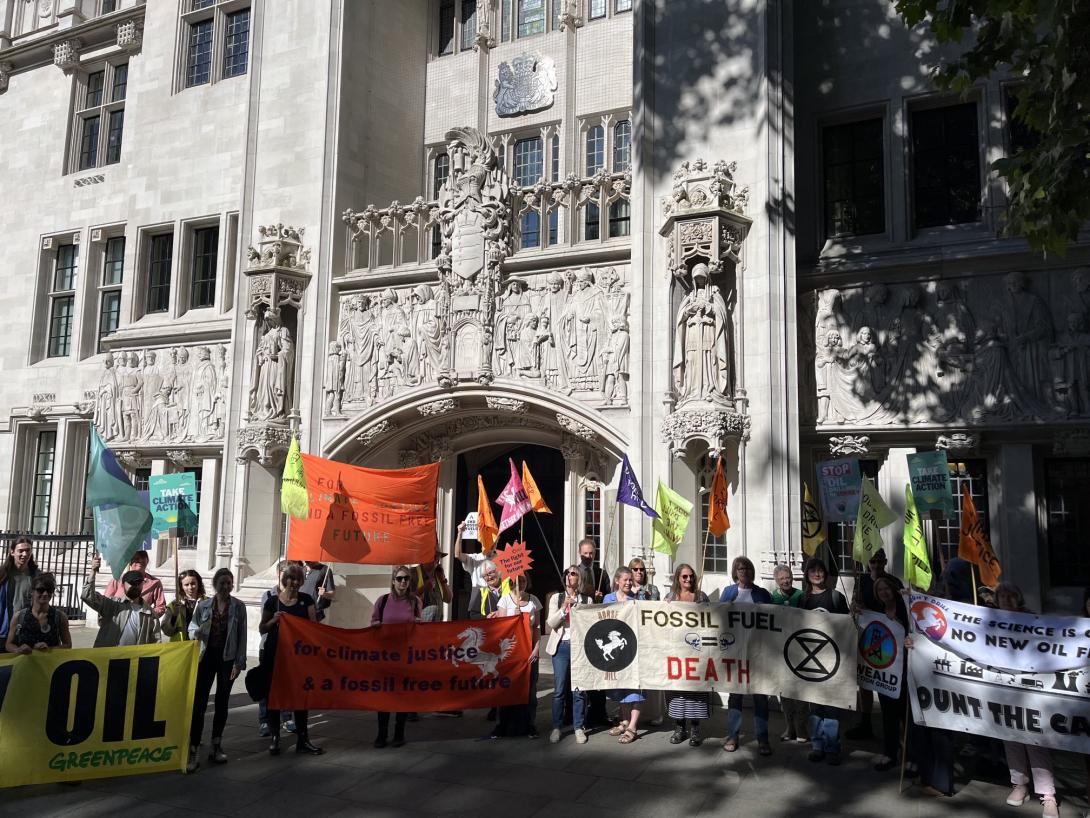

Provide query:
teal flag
left=86, top=426, right=153, bottom=580
left=148, top=473, right=198, bottom=538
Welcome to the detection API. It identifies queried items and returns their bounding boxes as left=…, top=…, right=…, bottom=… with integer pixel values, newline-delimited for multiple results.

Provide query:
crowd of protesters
left=0, top=534, right=1082, bottom=816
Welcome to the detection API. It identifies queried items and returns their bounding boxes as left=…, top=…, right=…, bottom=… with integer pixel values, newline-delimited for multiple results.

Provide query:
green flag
left=86, top=426, right=153, bottom=580
left=903, top=483, right=933, bottom=590
left=651, top=480, right=693, bottom=557
left=280, top=435, right=309, bottom=519
left=851, top=477, right=897, bottom=564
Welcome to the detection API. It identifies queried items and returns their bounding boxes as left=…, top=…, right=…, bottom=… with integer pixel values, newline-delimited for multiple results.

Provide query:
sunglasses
left=33, top=588, right=53, bottom=595
left=631, top=567, right=646, bottom=572
left=680, top=574, right=695, bottom=580
left=564, top=570, right=580, bottom=577
left=393, top=576, right=410, bottom=582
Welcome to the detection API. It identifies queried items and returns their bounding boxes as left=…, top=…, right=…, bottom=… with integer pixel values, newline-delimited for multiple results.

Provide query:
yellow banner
left=0, top=641, right=198, bottom=787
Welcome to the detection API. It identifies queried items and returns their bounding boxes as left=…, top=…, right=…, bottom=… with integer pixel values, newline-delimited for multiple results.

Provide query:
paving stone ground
left=2, top=627, right=1087, bottom=818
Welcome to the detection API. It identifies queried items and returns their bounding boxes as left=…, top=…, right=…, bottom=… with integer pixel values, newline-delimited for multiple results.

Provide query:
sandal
left=608, top=723, right=628, bottom=737
left=618, top=729, right=637, bottom=744
left=722, top=738, right=738, bottom=752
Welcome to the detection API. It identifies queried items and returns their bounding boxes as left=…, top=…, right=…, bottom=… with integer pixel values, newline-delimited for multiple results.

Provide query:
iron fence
left=1, top=531, right=95, bottom=620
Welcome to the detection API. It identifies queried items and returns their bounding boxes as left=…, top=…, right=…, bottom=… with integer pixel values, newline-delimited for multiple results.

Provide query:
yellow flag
left=280, top=435, right=309, bottom=519
left=521, top=460, right=552, bottom=514
left=651, top=480, right=693, bottom=557
left=802, top=482, right=826, bottom=556
left=903, top=483, right=933, bottom=590
left=958, top=483, right=1001, bottom=587
left=708, top=456, right=730, bottom=537
left=476, top=475, right=499, bottom=554
left=852, top=477, right=896, bottom=564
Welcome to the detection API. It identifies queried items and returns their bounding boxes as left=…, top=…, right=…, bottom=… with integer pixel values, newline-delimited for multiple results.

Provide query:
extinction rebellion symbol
left=783, top=629, right=841, bottom=682
left=584, top=618, right=638, bottom=673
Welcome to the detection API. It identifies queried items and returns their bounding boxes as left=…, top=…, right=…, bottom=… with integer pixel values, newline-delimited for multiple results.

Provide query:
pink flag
left=497, top=458, right=533, bottom=534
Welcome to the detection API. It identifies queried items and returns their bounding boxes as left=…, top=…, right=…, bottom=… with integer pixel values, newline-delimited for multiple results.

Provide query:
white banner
left=908, top=636, right=1090, bottom=753
left=909, top=592, right=1090, bottom=673
left=857, top=611, right=904, bottom=698
left=571, top=602, right=859, bottom=710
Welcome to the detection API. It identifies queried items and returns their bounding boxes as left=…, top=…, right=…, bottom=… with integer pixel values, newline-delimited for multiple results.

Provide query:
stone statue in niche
left=172, top=347, right=192, bottom=438
left=375, top=288, right=411, bottom=396
left=1003, top=271, right=1053, bottom=395
left=324, top=341, right=346, bottom=416
left=601, top=317, right=630, bottom=406
left=94, top=352, right=120, bottom=439
left=538, top=271, right=572, bottom=391
left=1050, top=312, right=1090, bottom=416
left=815, top=329, right=844, bottom=424
left=561, top=269, right=608, bottom=390
left=673, top=262, right=732, bottom=405
left=140, top=351, right=161, bottom=439
left=513, top=313, right=542, bottom=378
left=250, top=313, right=295, bottom=421
left=211, top=344, right=229, bottom=437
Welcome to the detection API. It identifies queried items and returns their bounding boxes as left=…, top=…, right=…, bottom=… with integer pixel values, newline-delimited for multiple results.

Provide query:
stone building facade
left=1, top=0, right=1086, bottom=630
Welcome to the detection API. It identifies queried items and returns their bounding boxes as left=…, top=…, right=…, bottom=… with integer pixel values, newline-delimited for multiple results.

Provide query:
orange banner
left=286, top=455, right=440, bottom=565
left=268, top=613, right=532, bottom=712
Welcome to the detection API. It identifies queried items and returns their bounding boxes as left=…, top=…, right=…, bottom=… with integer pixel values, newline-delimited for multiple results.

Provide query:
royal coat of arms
left=494, top=54, right=557, bottom=117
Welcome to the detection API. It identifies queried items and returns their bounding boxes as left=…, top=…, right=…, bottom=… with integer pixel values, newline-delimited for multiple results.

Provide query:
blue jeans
left=726, top=693, right=769, bottom=742
left=552, top=641, right=586, bottom=729
left=809, top=704, right=841, bottom=754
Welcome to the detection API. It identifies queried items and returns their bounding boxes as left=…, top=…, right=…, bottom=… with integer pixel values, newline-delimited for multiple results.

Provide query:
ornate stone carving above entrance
left=494, top=55, right=557, bottom=117
left=659, top=157, right=752, bottom=458
left=829, top=435, right=870, bottom=456
left=92, top=344, right=230, bottom=445
left=936, top=432, right=979, bottom=452
left=802, top=269, right=1090, bottom=428
left=235, top=424, right=291, bottom=466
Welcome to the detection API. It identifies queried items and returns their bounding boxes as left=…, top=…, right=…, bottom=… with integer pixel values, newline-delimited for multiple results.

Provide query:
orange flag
left=476, top=475, right=499, bottom=554
left=708, top=455, right=731, bottom=537
left=521, top=461, right=552, bottom=514
left=957, top=483, right=1001, bottom=587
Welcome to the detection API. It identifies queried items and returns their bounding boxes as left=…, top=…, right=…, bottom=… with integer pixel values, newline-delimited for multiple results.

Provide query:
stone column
left=196, top=456, right=220, bottom=571
left=997, top=443, right=1040, bottom=610
left=880, top=447, right=915, bottom=566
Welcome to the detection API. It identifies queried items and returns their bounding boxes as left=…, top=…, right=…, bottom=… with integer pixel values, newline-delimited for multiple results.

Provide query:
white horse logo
left=453, top=626, right=517, bottom=679
left=595, top=630, right=628, bottom=662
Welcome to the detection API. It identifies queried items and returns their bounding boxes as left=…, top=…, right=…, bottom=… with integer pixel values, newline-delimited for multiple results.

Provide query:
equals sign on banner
left=701, top=636, right=718, bottom=647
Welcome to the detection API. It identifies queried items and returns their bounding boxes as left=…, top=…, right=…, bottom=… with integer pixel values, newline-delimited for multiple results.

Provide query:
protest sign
left=909, top=591, right=1090, bottom=673
left=851, top=477, right=896, bottom=564
left=817, top=458, right=862, bottom=522
left=570, top=602, right=858, bottom=709
left=906, top=451, right=954, bottom=515
left=856, top=611, right=904, bottom=698
left=493, top=541, right=532, bottom=580
left=462, top=512, right=478, bottom=539
left=0, top=642, right=197, bottom=787
left=908, top=635, right=1090, bottom=753
left=651, top=481, right=692, bottom=556
left=287, top=455, right=439, bottom=565
left=269, top=613, right=532, bottom=712
left=148, top=473, right=198, bottom=538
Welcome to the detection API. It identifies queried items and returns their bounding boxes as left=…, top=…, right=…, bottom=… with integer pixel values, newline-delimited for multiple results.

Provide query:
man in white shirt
left=82, top=555, right=162, bottom=647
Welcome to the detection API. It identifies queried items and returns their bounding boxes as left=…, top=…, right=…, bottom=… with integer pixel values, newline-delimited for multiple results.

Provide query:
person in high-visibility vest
left=469, top=560, right=509, bottom=620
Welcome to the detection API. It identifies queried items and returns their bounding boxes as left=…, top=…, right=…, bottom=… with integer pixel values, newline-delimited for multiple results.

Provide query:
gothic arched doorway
left=453, top=443, right=566, bottom=618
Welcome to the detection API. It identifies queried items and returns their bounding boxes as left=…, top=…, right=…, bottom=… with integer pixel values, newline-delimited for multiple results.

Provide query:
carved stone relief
left=935, top=433, right=979, bottom=452
left=336, top=262, right=631, bottom=409
left=829, top=435, right=870, bottom=456
left=803, top=270, right=1090, bottom=428
left=247, top=312, right=296, bottom=422
left=494, top=55, right=557, bottom=117
left=92, top=344, right=230, bottom=445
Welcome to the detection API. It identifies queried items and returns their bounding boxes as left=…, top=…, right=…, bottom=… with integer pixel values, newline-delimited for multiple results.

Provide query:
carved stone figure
left=1051, top=312, right=1090, bottom=416
left=815, top=330, right=844, bottom=425
left=599, top=267, right=629, bottom=325
left=673, top=263, right=732, bottom=404
left=324, top=341, right=346, bottom=416
left=495, top=279, right=530, bottom=376
left=118, top=351, right=143, bottom=441
left=190, top=346, right=218, bottom=441
left=211, top=344, right=229, bottom=437
left=250, top=315, right=293, bottom=421
left=140, top=351, right=161, bottom=436
left=407, top=284, right=442, bottom=384
left=562, top=269, right=608, bottom=389
left=341, top=295, right=378, bottom=405
left=513, top=313, right=542, bottom=378
left=375, top=288, right=411, bottom=396
left=172, top=347, right=191, bottom=438
left=93, top=353, right=119, bottom=439
left=1004, top=271, right=1053, bottom=394
left=539, top=271, right=571, bottom=391
left=601, top=317, right=630, bottom=406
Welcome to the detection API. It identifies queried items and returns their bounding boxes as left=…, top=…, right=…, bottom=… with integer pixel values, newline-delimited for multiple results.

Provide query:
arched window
left=431, top=154, right=450, bottom=258
left=613, top=120, right=631, bottom=172
left=585, top=125, right=605, bottom=174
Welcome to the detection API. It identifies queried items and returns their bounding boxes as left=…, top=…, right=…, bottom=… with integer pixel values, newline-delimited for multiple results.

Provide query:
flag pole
left=697, top=525, right=712, bottom=588
left=527, top=508, right=566, bottom=586
left=969, top=561, right=978, bottom=606
left=601, top=500, right=619, bottom=589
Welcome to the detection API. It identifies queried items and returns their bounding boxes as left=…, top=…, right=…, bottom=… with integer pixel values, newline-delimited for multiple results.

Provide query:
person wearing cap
left=103, top=550, right=167, bottom=615
left=847, top=548, right=903, bottom=741
left=82, top=555, right=162, bottom=647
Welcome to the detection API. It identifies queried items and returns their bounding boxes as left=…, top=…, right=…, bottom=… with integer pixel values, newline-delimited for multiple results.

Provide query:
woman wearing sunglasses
left=545, top=565, right=594, bottom=744
left=628, top=558, right=660, bottom=601
left=664, top=564, right=709, bottom=746
left=259, top=562, right=322, bottom=756
left=371, top=565, right=422, bottom=748
left=4, top=572, right=71, bottom=654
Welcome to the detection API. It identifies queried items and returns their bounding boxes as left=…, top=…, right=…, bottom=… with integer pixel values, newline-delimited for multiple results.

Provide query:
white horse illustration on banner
left=453, top=626, right=517, bottom=679
left=595, top=630, right=628, bottom=662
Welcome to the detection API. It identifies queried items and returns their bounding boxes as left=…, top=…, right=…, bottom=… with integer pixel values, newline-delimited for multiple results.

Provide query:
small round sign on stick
left=494, top=540, right=533, bottom=581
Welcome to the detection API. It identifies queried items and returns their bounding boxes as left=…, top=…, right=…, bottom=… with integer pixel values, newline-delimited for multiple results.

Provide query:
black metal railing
left=0, top=532, right=95, bottom=620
